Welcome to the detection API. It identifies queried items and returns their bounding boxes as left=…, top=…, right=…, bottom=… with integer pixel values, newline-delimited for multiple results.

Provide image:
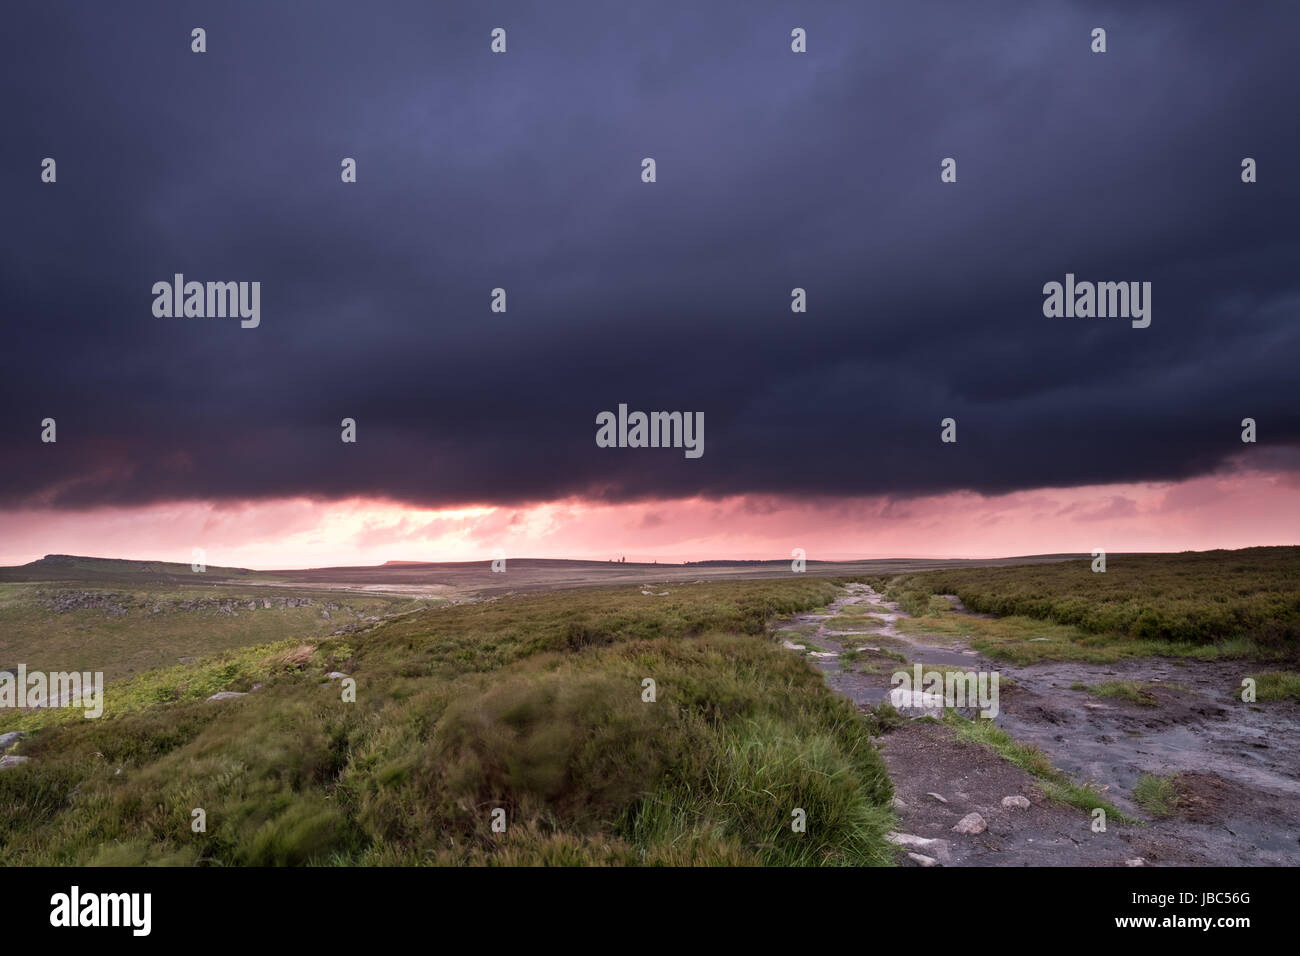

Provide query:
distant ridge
left=0, top=550, right=1214, bottom=597
left=0, top=553, right=266, bottom=583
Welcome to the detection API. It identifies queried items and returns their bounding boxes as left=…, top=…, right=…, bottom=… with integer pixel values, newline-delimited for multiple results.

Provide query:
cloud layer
left=2, top=0, right=1297, bottom=514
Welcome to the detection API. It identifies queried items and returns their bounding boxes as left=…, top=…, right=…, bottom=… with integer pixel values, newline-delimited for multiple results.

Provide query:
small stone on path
left=952, top=812, right=987, bottom=835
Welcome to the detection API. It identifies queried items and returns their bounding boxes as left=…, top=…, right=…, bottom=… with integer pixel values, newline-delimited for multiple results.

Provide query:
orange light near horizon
left=0, top=467, right=1297, bottom=570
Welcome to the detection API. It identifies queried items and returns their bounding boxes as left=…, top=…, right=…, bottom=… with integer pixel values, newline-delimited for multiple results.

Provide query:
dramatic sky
left=2, top=0, right=1298, bottom=566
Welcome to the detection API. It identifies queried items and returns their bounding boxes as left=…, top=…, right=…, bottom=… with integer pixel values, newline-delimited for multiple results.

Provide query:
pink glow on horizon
left=0, top=467, right=1296, bottom=569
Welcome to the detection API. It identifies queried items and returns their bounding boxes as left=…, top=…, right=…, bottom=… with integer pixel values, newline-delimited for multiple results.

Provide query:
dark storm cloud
left=2, top=0, right=1297, bottom=509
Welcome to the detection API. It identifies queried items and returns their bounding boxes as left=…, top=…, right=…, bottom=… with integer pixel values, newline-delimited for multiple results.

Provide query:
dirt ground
left=779, top=583, right=1300, bottom=866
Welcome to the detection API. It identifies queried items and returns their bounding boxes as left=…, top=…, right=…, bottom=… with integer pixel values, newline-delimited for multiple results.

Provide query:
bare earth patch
left=881, top=720, right=1137, bottom=866
left=780, top=581, right=1300, bottom=866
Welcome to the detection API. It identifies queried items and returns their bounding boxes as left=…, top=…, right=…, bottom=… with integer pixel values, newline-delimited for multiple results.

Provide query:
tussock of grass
left=834, top=605, right=872, bottom=617
left=1133, top=773, right=1182, bottom=818
left=1242, top=670, right=1300, bottom=701
left=823, top=617, right=886, bottom=632
left=866, top=703, right=904, bottom=732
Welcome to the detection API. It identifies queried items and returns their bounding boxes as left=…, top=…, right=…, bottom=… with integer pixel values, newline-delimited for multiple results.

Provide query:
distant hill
left=0, top=554, right=271, bottom=584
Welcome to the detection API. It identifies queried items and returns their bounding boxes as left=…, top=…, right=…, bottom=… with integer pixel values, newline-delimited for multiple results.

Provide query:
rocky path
left=777, top=583, right=1300, bottom=866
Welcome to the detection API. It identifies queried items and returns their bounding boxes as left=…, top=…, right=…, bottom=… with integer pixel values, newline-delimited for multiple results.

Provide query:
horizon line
left=11, top=546, right=1290, bottom=574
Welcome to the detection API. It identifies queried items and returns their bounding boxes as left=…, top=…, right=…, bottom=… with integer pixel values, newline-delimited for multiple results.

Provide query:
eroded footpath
left=776, top=583, right=1300, bottom=866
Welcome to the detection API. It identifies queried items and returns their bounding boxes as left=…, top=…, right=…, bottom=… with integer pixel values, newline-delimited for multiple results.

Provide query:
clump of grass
left=1241, top=671, right=1300, bottom=701
left=625, top=713, right=895, bottom=867
left=838, top=645, right=907, bottom=676
left=266, top=643, right=315, bottom=671
left=1133, top=773, right=1182, bottom=817
left=882, top=585, right=951, bottom=618
left=949, top=714, right=1054, bottom=776
left=824, top=617, right=886, bottom=632
left=866, top=702, right=904, bottom=732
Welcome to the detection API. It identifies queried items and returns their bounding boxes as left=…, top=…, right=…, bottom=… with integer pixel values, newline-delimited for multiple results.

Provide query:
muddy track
left=777, top=583, right=1300, bottom=866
